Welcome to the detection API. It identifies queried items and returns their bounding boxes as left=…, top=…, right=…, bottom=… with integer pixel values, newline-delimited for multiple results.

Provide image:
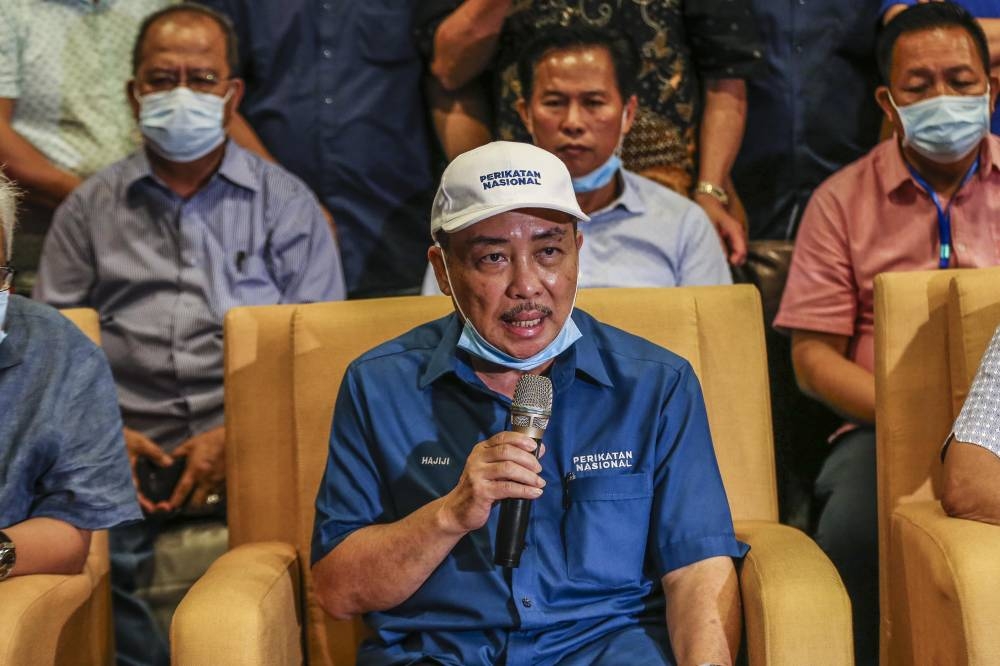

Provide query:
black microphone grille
left=512, top=374, right=553, bottom=415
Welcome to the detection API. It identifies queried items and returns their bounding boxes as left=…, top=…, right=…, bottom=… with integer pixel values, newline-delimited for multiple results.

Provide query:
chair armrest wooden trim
left=735, top=520, right=853, bottom=666
left=892, top=501, right=1000, bottom=666
left=171, top=542, right=302, bottom=666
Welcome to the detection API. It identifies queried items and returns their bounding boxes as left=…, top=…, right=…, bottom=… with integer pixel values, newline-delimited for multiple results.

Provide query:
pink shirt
left=776, top=136, right=1000, bottom=374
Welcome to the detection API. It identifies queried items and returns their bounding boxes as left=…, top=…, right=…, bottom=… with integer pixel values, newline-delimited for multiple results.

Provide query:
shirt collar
left=418, top=310, right=614, bottom=391
left=124, top=140, right=260, bottom=194
left=881, top=136, right=1000, bottom=195
left=589, top=169, right=646, bottom=217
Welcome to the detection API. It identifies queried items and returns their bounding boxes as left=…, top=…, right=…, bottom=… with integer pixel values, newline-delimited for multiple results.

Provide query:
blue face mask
left=0, top=290, right=8, bottom=347
left=891, top=91, right=991, bottom=164
left=138, top=86, right=231, bottom=163
left=572, top=154, right=622, bottom=193
left=438, top=245, right=582, bottom=371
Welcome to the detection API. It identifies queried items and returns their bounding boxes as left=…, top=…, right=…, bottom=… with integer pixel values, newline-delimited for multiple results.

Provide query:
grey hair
left=0, top=172, right=19, bottom=262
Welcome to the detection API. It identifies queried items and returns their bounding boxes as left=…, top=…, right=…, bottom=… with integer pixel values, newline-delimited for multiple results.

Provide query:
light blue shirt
left=0, top=295, right=141, bottom=530
left=0, top=0, right=175, bottom=176
left=421, top=168, right=732, bottom=294
left=34, top=141, right=345, bottom=450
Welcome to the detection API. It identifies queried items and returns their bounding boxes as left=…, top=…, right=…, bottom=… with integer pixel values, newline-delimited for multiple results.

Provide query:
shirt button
left=324, top=96, right=333, bottom=105
left=794, top=44, right=803, bottom=54
left=521, top=597, right=532, bottom=608
left=322, top=2, right=331, bottom=10
left=322, top=48, right=332, bottom=58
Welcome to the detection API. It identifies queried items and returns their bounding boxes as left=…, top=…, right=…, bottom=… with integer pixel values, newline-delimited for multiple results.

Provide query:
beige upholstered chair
left=0, top=308, right=114, bottom=665
left=874, top=267, right=1000, bottom=666
left=173, top=286, right=852, bottom=665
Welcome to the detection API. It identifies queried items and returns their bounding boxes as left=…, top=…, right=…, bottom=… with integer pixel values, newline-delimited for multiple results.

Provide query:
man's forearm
left=663, top=556, right=741, bottom=665
left=697, top=79, right=747, bottom=191
left=228, top=112, right=277, bottom=163
left=312, top=495, right=466, bottom=619
left=791, top=331, right=876, bottom=424
left=0, top=100, right=81, bottom=209
left=430, top=0, right=512, bottom=91
left=426, top=77, right=492, bottom=160
left=942, top=441, right=1000, bottom=525
left=3, top=518, right=91, bottom=577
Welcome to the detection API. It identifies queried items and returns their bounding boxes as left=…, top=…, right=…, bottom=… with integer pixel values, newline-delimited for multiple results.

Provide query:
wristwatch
left=695, top=180, right=730, bottom=207
left=0, top=530, right=15, bottom=581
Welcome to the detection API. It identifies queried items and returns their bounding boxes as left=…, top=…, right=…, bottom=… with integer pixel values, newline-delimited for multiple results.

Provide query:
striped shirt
left=954, top=323, right=1000, bottom=459
left=34, top=141, right=345, bottom=450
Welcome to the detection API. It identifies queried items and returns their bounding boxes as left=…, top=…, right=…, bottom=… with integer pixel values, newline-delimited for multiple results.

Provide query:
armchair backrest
left=224, top=285, right=777, bottom=665
left=874, top=267, right=1000, bottom=665
left=60, top=308, right=101, bottom=345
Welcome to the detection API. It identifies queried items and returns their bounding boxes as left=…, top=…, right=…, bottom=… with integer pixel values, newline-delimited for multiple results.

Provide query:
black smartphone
left=135, top=457, right=186, bottom=504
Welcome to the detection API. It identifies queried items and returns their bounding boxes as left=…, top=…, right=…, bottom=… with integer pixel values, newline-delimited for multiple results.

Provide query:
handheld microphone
left=494, top=374, right=553, bottom=568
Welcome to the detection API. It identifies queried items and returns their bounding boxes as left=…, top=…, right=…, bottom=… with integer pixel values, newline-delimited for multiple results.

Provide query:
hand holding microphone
left=495, top=374, right=553, bottom=568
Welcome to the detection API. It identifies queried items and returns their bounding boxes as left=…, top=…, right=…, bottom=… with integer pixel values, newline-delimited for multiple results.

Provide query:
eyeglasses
left=138, top=70, right=232, bottom=94
left=0, top=266, right=13, bottom=292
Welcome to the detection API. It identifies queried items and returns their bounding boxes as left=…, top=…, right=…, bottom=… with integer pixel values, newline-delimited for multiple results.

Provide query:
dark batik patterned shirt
left=500, top=1, right=763, bottom=194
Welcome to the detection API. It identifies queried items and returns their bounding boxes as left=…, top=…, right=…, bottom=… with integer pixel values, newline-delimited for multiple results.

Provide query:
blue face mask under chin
left=572, top=154, right=622, bottom=193
left=437, top=245, right=582, bottom=371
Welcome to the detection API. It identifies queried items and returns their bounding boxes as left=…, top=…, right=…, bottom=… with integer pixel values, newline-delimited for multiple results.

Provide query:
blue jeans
left=110, top=520, right=170, bottom=666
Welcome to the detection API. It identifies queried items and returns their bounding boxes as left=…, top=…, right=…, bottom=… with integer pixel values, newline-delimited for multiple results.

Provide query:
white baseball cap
left=430, top=141, right=589, bottom=236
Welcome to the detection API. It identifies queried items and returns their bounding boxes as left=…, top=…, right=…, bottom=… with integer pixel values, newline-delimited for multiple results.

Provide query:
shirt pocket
left=356, top=4, right=419, bottom=65
left=563, top=473, right=653, bottom=586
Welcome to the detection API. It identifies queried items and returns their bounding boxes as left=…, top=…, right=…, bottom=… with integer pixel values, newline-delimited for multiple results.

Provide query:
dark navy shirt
left=196, top=0, right=436, bottom=297
left=732, top=0, right=885, bottom=240
left=312, top=310, right=747, bottom=665
left=0, top=295, right=141, bottom=530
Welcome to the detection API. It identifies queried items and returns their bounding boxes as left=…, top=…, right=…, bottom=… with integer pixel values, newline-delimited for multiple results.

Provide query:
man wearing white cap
left=422, top=26, right=732, bottom=297
left=312, top=141, right=746, bottom=665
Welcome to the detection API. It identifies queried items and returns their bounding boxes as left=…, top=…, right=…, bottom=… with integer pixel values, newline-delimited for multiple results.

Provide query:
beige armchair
left=874, top=267, right=1000, bottom=666
left=173, top=286, right=852, bottom=665
left=0, top=308, right=114, bottom=666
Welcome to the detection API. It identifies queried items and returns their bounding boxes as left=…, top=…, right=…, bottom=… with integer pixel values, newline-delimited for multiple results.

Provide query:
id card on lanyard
left=906, top=160, right=979, bottom=269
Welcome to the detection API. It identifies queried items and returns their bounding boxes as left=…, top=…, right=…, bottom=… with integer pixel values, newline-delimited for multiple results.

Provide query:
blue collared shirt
left=421, top=169, right=732, bottom=295
left=312, top=310, right=747, bottom=665
left=732, top=0, right=885, bottom=240
left=0, top=295, right=141, bottom=530
left=195, top=0, right=435, bottom=297
left=34, top=141, right=345, bottom=450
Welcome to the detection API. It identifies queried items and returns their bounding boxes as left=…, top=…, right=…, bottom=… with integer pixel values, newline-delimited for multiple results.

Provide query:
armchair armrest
left=892, top=501, right=1000, bottom=666
left=171, top=542, right=302, bottom=666
left=0, top=571, right=95, bottom=664
left=735, top=520, right=853, bottom=666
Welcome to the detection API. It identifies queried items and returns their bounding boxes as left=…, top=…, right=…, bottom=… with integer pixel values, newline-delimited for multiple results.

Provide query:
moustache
left=501, top=302, right=553, bottom=322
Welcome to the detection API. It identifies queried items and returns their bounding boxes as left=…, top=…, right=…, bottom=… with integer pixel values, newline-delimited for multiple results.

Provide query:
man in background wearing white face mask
left=313, top=141, right=746, bottom=666
left=33, top=5, right=345, bottom=665
left=775, top=3, right=1000, bottom=664
left=422, top=27, right=731, bottom=295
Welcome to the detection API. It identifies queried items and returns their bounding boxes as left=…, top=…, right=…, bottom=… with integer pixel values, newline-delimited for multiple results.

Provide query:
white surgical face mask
left=436, top=243, right=582, bottom=371
left=137, top=86, right=232, bottom=162
left=890, top=89, right=991, bottom=164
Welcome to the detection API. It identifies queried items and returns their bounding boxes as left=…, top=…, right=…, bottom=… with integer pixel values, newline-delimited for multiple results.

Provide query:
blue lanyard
left=906, top=160, right=979, bottom=269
